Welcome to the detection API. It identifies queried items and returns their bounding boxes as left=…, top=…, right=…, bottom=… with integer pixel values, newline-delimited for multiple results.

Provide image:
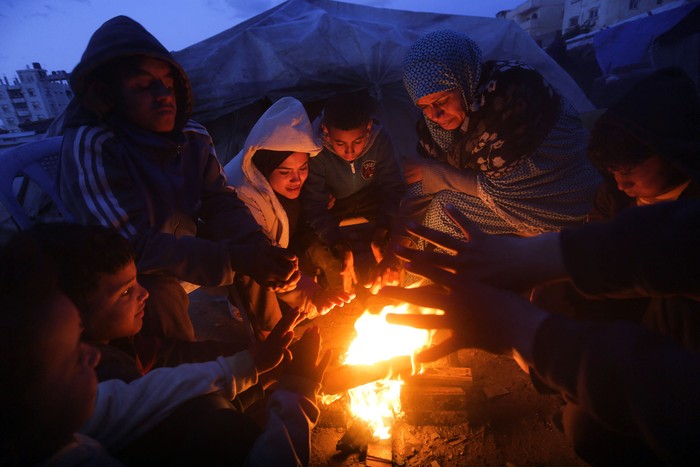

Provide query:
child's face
left=416, top=88, right=467, bottom=131
left=84, top=260, right=149, bottom=343
left=29, top=294, right=100, bottom=442
left=268, top=152, right=309, bottom=199
left=115, top=57, right=177, bottom=133
left=608, top=155, right=683, bottom=199
left=324, top=123, right=371, bottom=162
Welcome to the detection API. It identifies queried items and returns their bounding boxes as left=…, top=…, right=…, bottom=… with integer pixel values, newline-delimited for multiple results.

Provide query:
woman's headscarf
left=403, top=30, right=483, bottom=153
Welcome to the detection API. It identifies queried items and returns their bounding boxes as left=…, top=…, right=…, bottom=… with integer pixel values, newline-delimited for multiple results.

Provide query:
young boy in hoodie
left=58, top=16, right=300, bottom=342
left=300, top=91, right=405, bottom=293
left=0, top=225, right=329, bottom=466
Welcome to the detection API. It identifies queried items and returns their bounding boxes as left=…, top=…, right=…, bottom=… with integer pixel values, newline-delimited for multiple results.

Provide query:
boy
left=546, top=67, right=700, bottom=348
left=24, top=222, right=251, bottom=382
left=300, top=91, right=405, bottom=292
left=58, top=16, right=299, bottom=341
left=0, top=226, right=329, bottom=466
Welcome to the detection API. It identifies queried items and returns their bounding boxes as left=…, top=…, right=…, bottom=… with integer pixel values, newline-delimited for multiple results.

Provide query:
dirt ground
left=190, top=288, right=587, bottom=467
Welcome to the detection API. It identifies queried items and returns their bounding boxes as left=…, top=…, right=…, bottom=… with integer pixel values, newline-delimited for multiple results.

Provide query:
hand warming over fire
left=252, top=244, right=302, bottom=293
left=394, top=204, right=567, bottom=292
left=380, top=263, right=548, bottom=365
left=311, top=289, right=355, bottom=317
left=284, top=326, right=332, bottom=384
left=249, top=308, right=303, bottom=374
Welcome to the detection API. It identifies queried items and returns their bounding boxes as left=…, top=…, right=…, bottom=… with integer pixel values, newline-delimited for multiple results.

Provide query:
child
left=224, top=97, right=354, bottom=336
left=300, top=91, right=405, bottom=292
left=21, top=222, right=251, bottom=382
left=0, top=226, right=329, bottom=466
left=58, top=15, right=299, bottom=342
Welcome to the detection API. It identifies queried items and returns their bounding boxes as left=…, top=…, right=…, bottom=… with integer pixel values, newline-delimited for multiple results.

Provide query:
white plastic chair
left=0, top=136, right=74, bottom=230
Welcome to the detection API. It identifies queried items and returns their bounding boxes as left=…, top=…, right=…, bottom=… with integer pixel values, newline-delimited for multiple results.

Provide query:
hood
left=235, top=96, right=321, bottom=185
left=69, top=15, right=193, bottom=128
left=224, top=97, right=321, bottom=247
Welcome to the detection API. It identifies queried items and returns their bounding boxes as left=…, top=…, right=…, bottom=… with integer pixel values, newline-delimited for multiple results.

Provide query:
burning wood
left=322, top=355, right=412, bottom=395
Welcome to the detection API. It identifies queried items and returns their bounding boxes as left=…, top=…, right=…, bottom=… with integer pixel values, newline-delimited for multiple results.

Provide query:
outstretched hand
left=380, top=261, right=548, bottom=364
left=251, top=244, right=301, bottom=293
left=393, top=204, right=566, bottom=292
left=249, top=308, right=305, bottom=375
left=284, top=326, right=332, bottom=385
left=310, top=289, right=355, bottom=318
left=365, top=254, right=401, bottom=295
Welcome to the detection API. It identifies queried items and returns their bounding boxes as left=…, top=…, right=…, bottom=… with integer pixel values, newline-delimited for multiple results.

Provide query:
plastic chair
left=0, top=136, right=74, bottom=230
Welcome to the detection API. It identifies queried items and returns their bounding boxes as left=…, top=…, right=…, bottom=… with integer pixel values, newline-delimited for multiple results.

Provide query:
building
left=497, top=0, right=566, bottom=47
left=0, top=63, right=72, bottom=133
left=562, top=0, right=680, bottom=37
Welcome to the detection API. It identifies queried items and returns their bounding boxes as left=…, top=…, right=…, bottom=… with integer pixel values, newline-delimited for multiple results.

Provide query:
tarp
left=173, top=0, right=594, bottom=163
left=594, top=2, right=700, bottom=75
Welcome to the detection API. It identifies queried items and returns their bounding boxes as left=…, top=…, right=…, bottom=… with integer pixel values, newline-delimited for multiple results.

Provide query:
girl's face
left=267, top=152, right=309, bottom=199
left=416, top=88, right=467, bottom=131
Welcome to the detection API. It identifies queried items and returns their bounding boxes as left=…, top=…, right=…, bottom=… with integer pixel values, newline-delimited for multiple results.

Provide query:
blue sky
left=0, top=0, right=523, bottom=78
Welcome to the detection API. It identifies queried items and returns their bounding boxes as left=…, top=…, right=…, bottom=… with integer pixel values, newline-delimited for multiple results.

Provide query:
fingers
left=272, top=269, right=301, bottom=293
left=385, top=312, right=449, bottom=329
left=394, top=246, right=459, bottom=273
left=380, top=285, right=449, bottom=310
left=317, top=348, right=333, bottom=376
left=443, top=203, right=482, bottom=242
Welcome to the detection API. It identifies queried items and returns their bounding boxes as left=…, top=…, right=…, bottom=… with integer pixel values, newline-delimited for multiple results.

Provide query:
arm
left=533, top=315, right=700, bottom=464
left=561, top=199, right=700, bottom=298
left=82, top=353, right=257, bottom=451
left=301, top=154, right=342, bottom=247
left=60, top=125, right=268, bottom=286
left=420, top=158, right=478, bottom=197
left=245, top=327, right=330, bottom=466
left=372, top=130, right=406, bottom=229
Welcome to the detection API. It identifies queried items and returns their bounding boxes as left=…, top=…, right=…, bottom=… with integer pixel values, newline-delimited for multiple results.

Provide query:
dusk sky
left=0, top=0, right=523, bottom=78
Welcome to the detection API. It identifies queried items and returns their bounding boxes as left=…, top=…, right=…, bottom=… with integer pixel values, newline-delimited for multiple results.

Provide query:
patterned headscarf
left=403, top=30, right=483, bottom=152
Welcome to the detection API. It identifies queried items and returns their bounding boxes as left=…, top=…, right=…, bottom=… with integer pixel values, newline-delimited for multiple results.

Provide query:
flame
left=341, top=304, right=439, bottom=439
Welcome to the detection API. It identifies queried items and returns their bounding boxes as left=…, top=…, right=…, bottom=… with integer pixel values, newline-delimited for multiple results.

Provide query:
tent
left=172, top=0, right=594, bottom=164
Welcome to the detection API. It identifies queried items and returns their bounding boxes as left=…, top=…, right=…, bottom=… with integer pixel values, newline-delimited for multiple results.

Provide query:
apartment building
left=0, top=63, right=72, bottom=133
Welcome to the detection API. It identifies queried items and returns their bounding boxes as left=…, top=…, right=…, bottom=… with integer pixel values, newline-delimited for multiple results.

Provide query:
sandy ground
left=190, top=287, right=587, bottom=467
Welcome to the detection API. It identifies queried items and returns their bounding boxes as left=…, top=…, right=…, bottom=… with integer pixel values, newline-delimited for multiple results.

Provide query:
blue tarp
left=594, top=2, right=700, bottom=74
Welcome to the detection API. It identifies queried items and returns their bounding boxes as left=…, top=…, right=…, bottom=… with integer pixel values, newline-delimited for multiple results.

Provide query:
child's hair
left=18, top=223, right=134, bottom=320
left=0, top=230, right=62, bottom=448
left=322, top=91, right=375, bottom=131
left=588, top=123, right=654, bottom=171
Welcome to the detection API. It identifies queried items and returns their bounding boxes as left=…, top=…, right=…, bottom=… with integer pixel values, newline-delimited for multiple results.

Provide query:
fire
left=340, top=304, right=439, bottom=439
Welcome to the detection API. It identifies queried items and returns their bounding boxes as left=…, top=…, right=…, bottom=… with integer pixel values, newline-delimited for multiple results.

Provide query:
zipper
left=350, top=161, right=355, bottom=174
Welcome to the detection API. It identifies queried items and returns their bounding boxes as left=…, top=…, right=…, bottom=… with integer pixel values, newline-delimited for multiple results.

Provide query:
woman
left=225, top=97, right=353, bottom=334
left=402, top=30, right=601, bottom=238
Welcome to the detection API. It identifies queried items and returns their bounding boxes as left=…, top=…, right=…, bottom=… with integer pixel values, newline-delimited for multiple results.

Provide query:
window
left=32, top=101, right=41, bottom=110
left=531, top=12, right=538, bottom=20
left=27, top=88, right=36, bottom=97
left=589, top=7, right=599, bottom=19
left=656, top=0, right=663, bottom=4
left=568, top=16, right=579, bottom=27
left=629, top=0, right=639, bottom=9
left=1, top=104, right=9, bottom=112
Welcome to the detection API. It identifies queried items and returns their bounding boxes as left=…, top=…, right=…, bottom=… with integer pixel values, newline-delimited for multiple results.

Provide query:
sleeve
left=372, top=130, right=406, bottom=230
left=532, top=314, right=700, bottom=464
left=61, top=126, right=268, bottom=286
left=132, top=334, right=248, bottom=372
left=81, top=353, right=258, bottom=451
left=421, top=157, right=479, bottom=196
left=244, top=376, right=321, bottom=466
left=560, top=199, right=700, bottom=298
left=301, top=153, right=342, bottom=246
